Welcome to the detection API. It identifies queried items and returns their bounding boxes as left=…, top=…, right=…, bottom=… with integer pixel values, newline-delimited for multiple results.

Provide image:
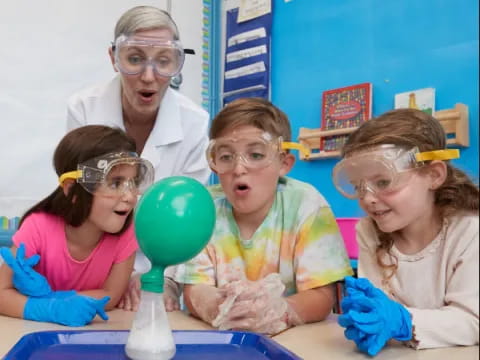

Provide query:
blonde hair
left=343, top=108, right=479, bottom=278
left=114, top=6, right=179, bottom=41
left=209, top=98, right=292, bottom=141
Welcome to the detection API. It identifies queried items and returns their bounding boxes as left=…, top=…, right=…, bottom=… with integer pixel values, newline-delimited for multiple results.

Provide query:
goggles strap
left=281, top=142, right=311, bottom=159
left=59, top=170, right=83, bottom=185
left=415, top=149, right=460, bottom=162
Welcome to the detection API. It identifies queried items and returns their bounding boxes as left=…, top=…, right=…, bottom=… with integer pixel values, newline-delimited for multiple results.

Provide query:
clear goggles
left=59, top=152, right=154, bottom=197
left=332, top=145, right=460, bottom=199
left=113, top=34, right=185, bottom=77
left=206, top=131, right=309, bottom=174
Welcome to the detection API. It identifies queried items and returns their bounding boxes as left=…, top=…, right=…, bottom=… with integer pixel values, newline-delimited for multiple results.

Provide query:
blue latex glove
left=344, top=325, right=378, bottom=354
left=24, top=293, right=110, bottom=327
left=338, top=277, right=413, bottom=356
left=339, top=291, right=380, bottom=354
left=48, top=290, right=77, bottom=299
left=0, top=243, right=52, bottom=297
left=344, top=276, right=382, bottom=297
left=340, top=286, right=377, bottom=314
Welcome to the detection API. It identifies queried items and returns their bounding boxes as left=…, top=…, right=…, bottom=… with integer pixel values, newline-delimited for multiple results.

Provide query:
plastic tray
left=3, top=330, right=302, bottom=360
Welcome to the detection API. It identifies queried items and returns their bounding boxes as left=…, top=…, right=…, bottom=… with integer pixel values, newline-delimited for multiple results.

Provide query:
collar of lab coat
left=111, top=76, right=184, bottom=169
left=151, top=85, right=183, bottom=146
left=111, top=75, right=184, bottom=147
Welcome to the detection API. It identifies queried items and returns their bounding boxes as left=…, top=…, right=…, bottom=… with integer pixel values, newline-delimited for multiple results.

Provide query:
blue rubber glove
left=48, top=290, right=77, bottom=299
left=339, top=291, right=380, bottom=354
left=344, top=325, right=378, bottom=354
left=338, top=277, right=412, bottom=356
left=24, top=293, right=110, bottom=326
left=343, top=276, right=412, bottom=338
left=0, top=243, right=52, bottom=297
left=344, top=276, right=381, bottom=297
left=340, top=286, right=377, bottom=314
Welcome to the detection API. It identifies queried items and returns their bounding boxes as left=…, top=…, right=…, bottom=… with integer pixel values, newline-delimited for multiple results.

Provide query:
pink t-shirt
left=12, top=212, right=138, bottom=291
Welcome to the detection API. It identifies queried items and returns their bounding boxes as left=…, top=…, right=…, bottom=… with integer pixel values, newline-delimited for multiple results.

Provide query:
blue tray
left=3, top=330, right=301, bottom=360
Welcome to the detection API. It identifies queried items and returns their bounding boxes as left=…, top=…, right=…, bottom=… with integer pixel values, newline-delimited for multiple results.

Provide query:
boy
left=175, top=98, right=353, bottom=334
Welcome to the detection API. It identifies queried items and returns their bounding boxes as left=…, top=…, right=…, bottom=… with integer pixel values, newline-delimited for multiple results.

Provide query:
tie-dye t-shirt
left=175, top=177, right=353, bottom=295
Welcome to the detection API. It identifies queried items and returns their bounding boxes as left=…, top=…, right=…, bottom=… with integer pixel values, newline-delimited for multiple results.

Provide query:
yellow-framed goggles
left=59, top=152, right=154, bottom=197
left=206, top=131, right=310, bottom=174
left=333, top=145, right=459, bottom=199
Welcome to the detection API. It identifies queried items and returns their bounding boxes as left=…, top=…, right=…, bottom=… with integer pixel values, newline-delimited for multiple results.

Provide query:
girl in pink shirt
left=0, top=125, right=154, bottom=326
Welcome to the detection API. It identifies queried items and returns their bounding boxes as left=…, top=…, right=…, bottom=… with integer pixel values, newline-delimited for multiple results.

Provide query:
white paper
left=223, top=84, right=266, bottom=98
left=226, top=45, right=267, bottom=63
left=238, top=0, right=271, bottom=22
left=394, top=87, right=436, bottom=115
left=224, top=61, right=266, bottom=79
left=227, top=27, right=266, bottom=47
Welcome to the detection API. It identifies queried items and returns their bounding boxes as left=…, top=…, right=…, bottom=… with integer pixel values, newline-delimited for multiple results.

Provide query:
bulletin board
left=222, top=6, right=272, bottom=105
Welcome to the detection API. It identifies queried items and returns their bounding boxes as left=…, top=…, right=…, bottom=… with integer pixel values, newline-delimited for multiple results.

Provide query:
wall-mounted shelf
left=436, top=103, right=469, bottom=147
left=297, top=126, right=359, bottom=160
left=297, top=103, right=469, bottom=161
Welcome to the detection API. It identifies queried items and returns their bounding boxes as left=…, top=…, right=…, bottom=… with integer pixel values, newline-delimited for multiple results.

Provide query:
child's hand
left=163, top=277, right=181, bottom=311
left=214, top=273, right=300, bottom=335
left=117, top=274, right=141, bottom=311
left=338, top=277, right=413, bottom=356
left=344, top=276, right=385, bottom=298
left=117, top=275, right=181, bottom=312
left=24, top=293, right=110, bottom=327
left=187, top=284, right=226, bottom=324
left=0, top=243, right=53, bottom=297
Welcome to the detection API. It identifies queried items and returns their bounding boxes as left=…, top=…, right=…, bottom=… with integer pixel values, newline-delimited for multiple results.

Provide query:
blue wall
left=271, top=0, right=479, bottom=217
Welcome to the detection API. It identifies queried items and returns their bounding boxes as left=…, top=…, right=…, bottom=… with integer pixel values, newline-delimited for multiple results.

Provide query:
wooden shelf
left=436, top=103, right=469, bottom=147
left=297, top=127, right=358, bottom=160
left=297, top=103, right=469, bottom=161
left=307, top=150, right=342, bottom=160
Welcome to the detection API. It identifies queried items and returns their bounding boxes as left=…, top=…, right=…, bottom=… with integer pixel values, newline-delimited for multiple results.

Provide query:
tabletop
left=0, top=309, right=478, bottom=359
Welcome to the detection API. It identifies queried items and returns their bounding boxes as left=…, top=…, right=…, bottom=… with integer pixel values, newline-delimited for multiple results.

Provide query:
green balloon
left=134, top=176, right=216, bottom=292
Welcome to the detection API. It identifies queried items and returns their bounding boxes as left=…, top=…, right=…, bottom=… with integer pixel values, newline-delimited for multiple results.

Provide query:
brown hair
left=209, top=97, right=292, bottom=141
left=20, top=125, right=137, bottom=234
left=343, top=108, right=479, bottom=277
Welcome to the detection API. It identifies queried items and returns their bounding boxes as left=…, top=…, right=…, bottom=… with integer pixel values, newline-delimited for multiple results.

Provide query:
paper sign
left=227, top=27, right=266, bottom=47
left=226, top=45, right=267, bottom=63
left=224, top=61, right=266, bottom=79
left=238, top=0, right=271, bottom=23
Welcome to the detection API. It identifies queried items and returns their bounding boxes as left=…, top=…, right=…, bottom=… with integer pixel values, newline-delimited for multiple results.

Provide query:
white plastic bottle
left=125, top=291, right=176, bottom=360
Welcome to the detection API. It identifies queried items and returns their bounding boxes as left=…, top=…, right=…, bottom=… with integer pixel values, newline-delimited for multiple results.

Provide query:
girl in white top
left=333, top=108, right=478, bottom=356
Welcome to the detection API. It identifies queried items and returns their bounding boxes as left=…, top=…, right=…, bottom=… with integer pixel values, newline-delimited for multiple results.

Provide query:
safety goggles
left=59, top=152, right=154, bottom=197
left=206, top=131, right=309, bottom=174
left=113, top=35, right=185, bottom=77
left=332, top=145, right=459, bottom=199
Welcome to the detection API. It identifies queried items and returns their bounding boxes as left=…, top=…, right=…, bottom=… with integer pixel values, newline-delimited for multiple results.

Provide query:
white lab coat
left=67, top=75, right=211, bottom=186
left=66, top=76, right=212, bottom=274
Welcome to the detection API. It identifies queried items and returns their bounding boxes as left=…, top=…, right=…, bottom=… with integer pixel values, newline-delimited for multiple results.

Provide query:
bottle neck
left=141, top=266, right=165, bottom=293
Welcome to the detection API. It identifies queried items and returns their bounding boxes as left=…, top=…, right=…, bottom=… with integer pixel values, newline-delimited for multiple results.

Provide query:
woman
left=66, top=5, right=210, bottom=186
left=66, top=6, right=211, bottom=311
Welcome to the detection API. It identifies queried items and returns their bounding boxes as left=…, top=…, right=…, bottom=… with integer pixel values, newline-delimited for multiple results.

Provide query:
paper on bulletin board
left=238, top=0, right=271, bottom=22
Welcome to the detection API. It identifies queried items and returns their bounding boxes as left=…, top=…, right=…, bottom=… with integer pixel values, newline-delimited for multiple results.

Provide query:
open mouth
left=139, top=91, right=156, bottom=100
left=234, top=183, right=250, bottom=194
left=114, top=210, right=129, bottom=216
